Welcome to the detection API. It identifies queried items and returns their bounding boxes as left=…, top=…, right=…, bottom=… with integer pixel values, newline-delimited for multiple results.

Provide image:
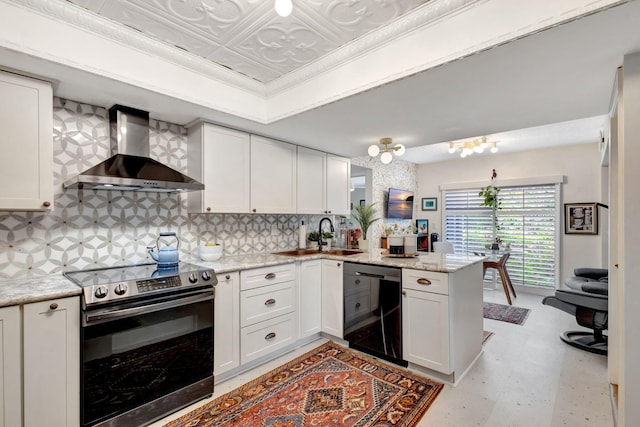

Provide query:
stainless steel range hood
left=63, top=105, right=204, bottom=192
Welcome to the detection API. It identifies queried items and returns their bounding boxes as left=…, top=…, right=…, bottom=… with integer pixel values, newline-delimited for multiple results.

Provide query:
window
left=443, top=184, right=559, bottom=289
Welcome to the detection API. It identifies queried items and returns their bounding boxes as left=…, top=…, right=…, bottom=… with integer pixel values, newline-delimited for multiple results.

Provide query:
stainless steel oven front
left=65, top=263, right=216, bottom=427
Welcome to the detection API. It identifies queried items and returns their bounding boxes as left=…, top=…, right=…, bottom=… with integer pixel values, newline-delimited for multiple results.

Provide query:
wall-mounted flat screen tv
left=387, top=188, right=414, bottom=219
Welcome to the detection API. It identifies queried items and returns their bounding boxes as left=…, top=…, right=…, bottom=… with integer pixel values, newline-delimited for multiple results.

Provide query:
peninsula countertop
left=0, top=250, right=485, bottom=308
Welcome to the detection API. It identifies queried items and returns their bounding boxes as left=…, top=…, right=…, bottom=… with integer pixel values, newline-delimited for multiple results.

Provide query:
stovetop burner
left=64, top=262, right=217, bottom=308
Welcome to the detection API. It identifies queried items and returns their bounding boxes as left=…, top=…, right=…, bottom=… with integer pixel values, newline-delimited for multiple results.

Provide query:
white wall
left=619, top=50, right=640, bottom=427
left=416, top=143, right=605, bottom=284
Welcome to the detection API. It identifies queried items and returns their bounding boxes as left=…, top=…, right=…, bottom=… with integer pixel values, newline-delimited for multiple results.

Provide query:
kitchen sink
left=272, top=249, right=361, bottom=256
left=325, top=249, right=362, bottom=256
left=273, top=249, right=322, bottom=256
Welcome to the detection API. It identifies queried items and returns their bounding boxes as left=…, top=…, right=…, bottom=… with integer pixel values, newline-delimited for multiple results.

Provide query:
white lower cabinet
left=298, top=260, right=322, bottom=338
left=23, top=296, right=80, bottom=427
left=402, top=265, right=482, bottom=381
left=402, top=288, right=450, bottom=373
left=0, top=305, right=21, bottom=427
left=215, top=272, right=240, bottom=377
left=240, top=264, right=297, bottom=364
left=321, top=259, right=343, bottom=338
left=241, top=313, right=296, bottom=363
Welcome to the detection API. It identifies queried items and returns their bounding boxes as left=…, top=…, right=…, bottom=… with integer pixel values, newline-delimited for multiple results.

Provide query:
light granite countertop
left=0, top=250, right=485, bottom=308
left=186, top=250, right=485, bottom=274
left=0, top=275, right=81, bottom=308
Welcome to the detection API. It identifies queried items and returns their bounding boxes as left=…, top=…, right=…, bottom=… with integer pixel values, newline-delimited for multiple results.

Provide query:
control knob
left=114, top=283, right=128, bottom=295
left=202, top=271, right=212, bottom=281
left=188, top=273, right=198, bottom=284
left=94, top=286, right=108, bottom=299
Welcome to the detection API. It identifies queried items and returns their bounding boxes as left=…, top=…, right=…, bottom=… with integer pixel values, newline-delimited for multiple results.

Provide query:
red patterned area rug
left=163, top=341, right=444, bottom=427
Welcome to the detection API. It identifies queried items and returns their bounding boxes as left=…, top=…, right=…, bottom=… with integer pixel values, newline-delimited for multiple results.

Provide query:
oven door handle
left=84, top=291, right=214, bottom=326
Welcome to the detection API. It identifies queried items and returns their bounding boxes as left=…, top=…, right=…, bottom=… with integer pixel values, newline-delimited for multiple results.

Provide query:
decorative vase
left=358, top=237, right=368, bottom=252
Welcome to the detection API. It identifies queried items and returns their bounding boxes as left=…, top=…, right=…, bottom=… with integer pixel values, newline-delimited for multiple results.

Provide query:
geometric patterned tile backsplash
left=0, top=98, right=323, bottom=279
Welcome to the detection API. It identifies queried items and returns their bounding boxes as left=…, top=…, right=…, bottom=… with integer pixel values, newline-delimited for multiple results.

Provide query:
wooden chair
left=483, top=252, right=517, bottom=305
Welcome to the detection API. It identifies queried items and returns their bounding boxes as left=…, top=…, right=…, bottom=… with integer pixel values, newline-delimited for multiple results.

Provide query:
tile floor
left=151, top=290, right=611, bottom=427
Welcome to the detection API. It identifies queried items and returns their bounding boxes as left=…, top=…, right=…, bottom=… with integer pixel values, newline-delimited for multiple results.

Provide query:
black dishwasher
left=343, top=262, right=406, bottom=366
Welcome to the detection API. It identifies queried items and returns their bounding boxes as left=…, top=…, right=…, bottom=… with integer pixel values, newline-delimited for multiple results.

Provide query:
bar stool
left=483, top=252, right=517, bottom=305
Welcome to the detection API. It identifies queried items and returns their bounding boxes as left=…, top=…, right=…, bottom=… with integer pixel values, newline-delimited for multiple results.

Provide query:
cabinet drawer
left=344, top=274, right=371, bottom=296
left=345, top=292, right=371, bottom=324
left=241, top=281, right=295, bottom=327
left=241, top=263, right=296, bottom=290
left=241, top=313, right=295, bottom=364
left=402, top=269, right=449, bottom=295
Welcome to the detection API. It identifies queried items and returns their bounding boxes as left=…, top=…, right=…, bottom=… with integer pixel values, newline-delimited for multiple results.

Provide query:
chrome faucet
left=318, top=217, right=335, bottom=251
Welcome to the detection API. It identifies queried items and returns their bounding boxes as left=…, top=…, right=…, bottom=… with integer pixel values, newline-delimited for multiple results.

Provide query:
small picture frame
left=421, top=197, right=437, bottom=211
left=416, top=219, right=429, bottom=235
left=564, top=203, right=598, bottom=235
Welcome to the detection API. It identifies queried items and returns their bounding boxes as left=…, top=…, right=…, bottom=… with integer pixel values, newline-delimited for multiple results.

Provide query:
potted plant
left=322, top=231, right=334, bottom=250
left=352, top=203, right=380, bottom=252
left=479, top=180, right=501, bottom=246
left=307, top=231, right=320, bottom=250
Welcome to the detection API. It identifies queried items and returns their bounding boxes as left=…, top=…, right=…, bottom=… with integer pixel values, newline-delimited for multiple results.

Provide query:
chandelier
left=367, top=138, right=405, bottom=164
left=448, top=136, right=498, bottom=158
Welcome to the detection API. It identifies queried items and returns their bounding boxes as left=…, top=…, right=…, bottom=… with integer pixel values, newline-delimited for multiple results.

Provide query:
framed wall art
left=416, top=219, right=429, bottom=234
left=421, top=197, right=437, bottom=211
left=564, top=203, right=598, bottom=235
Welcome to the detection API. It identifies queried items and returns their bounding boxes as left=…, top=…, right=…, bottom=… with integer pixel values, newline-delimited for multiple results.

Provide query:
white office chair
left=433, top=241, right=455, bottom=254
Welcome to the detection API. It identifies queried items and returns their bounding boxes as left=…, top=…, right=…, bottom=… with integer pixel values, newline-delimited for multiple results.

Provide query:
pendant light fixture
left=275, top=0, right=293, bottom=17
left=368, top=138, right=405, bottom=164
left=448, top=136, right=498, bottom=158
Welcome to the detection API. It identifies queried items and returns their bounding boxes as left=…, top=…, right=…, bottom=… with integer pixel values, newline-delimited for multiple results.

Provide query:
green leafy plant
left=307, top=231, right=320, bottom=241
left=479, top=184, right=501, bottom=239
left=352, top=203, right=380, bottom=240
left=322, top=231, right=334, bottom=239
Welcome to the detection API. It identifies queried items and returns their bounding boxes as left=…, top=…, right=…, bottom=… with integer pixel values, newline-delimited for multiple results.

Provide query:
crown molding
left=11, top=0, right=265, bottom=95
left=10, top=0, right=482, bottom=98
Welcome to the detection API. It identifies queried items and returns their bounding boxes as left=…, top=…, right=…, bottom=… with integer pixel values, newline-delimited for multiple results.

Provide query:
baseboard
left=610, top=383, right=618, bottom=427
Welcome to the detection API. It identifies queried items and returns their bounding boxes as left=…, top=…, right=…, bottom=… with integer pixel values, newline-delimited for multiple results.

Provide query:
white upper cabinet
left=297, top=148, right=350, bottom=215
left=0, top=71, right=53, bottom=211
left=325, top=155, right=350, bottom=215
left=296, top=147, right=325, bottom=214
left=188, top=123, right=250, bottom=213
left=188, top=122, right=346, bottom=215
left=250, top=135, right=296, bottom=213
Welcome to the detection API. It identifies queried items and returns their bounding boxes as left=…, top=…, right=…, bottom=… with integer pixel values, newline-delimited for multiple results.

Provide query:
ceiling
left=67, top=0, right=429, bottom=83
left=2, top=0, right=640, bottom=162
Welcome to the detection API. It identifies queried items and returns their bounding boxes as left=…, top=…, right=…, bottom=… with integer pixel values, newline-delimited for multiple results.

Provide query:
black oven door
left=81, top=290, right=214, bottom=427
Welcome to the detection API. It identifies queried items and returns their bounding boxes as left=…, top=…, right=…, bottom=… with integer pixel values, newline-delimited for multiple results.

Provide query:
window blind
left=444, top=184, right=558, bottom=288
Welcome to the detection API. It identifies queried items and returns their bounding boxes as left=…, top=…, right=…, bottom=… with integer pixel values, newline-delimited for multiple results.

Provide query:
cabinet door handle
left=225, top=275, right=231, bottom=280
left=265, top=332, right=276, bottom=340
left=355, top=302, right=361, bottom=309
left=252, top=208, right=257, bottom=213
left=337, top=263, right=341, bottom=267
left=402, top=291, right=407, bottom=296
left=417, top=278, right=432, bottom=285
left=265, top=298, right=276, bottom=306
left=49, top=303, right=58, bottom=310
left=42, top=201, right=51, bottom=208
left=265, top=273, right=276, bottom=280
left=206, top=207, right=211, bottom=212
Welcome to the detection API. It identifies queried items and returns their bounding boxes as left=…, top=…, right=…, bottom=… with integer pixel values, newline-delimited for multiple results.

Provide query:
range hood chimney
left=63, top=105, right=204, bottom=192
